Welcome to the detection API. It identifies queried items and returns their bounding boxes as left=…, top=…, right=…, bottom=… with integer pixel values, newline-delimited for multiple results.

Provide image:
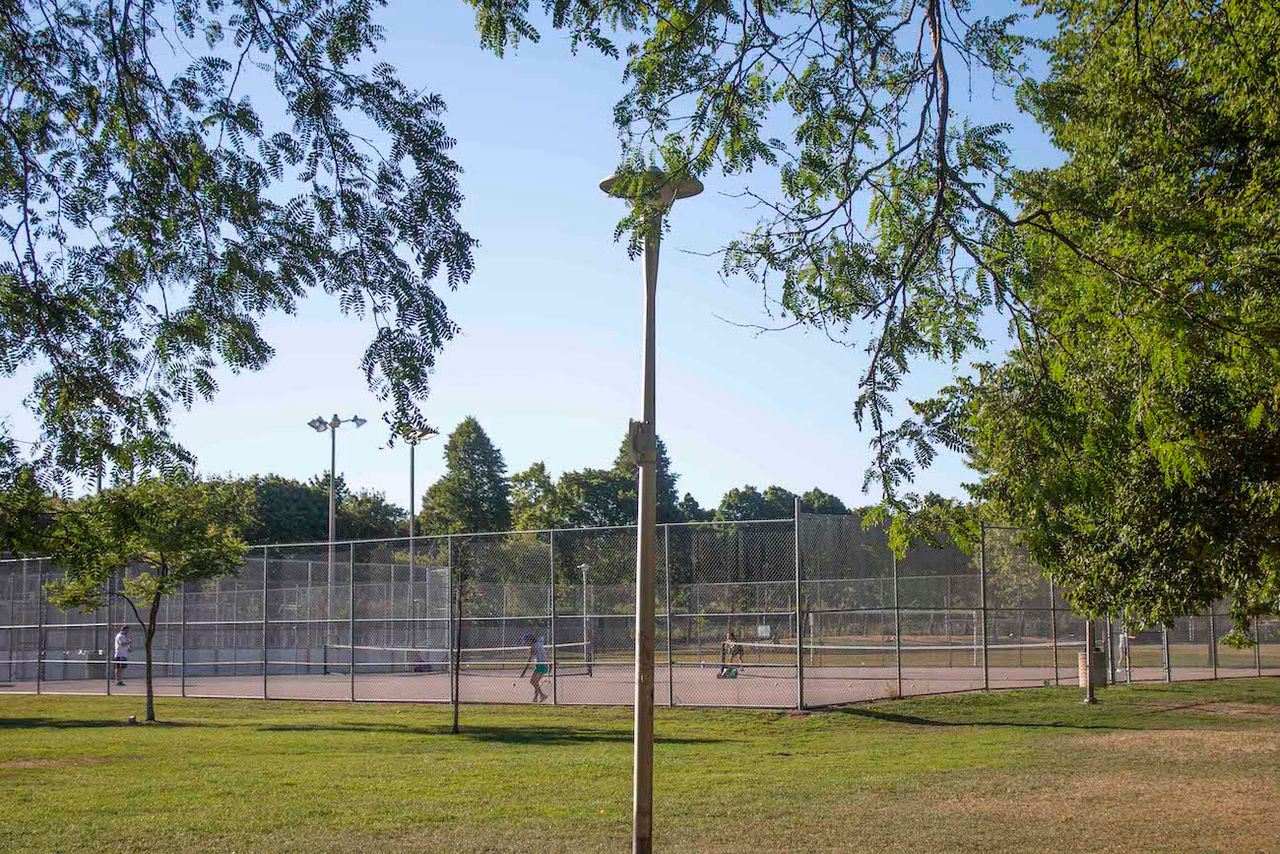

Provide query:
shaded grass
left=1, top=679, right=1278, bottom=852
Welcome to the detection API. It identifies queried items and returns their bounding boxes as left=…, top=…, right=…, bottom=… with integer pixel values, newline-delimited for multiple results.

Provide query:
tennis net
left=326, top=642, right=594, bottom=677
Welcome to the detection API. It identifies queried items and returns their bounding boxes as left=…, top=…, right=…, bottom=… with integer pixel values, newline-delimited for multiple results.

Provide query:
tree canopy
left=1, top=0, right=475, bottom=490
left=43, top=474, right=252, bottom=720
left=921, top=0, right=1280, bottom=634
left=419, top=417, right=511, bottom=533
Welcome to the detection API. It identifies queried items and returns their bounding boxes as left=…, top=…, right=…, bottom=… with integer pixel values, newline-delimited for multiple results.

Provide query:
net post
left=35, top=559, right=43, bottom=695
left=550, top=530, right=557, bottom=706
left=180, top=579, right=187, bottom=698
left=794, top=498, right=804, bottom=711
left=262, top=547, right=269, bottom=700
left=349, top=543, right=355, bottom=702
left=1163, top=623, right=1172, bottom=683
left=1255, top=616, right=1263, bottom=677
left=1049, top=576, right=1059, bottom=685
left=892, top=549, right=902, bottom=699
left=665, top=524, right=673, bottom=709
left=1208, top=610, right=1217, bottom=680
left=979, top=523, right=989, bottom=691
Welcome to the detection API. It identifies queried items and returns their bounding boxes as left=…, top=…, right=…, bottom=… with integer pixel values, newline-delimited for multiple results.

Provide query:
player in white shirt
left=114, top=626, right=132, bottom=686
left=521, top=634, right=549, bottom=703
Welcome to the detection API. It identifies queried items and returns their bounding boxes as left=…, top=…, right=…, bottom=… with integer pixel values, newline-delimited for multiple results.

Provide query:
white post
left=262, top=548, right=269, bottom=700
left=349, top=543, right=355, bottom=702
left=892, top=549, right=901, bottom=698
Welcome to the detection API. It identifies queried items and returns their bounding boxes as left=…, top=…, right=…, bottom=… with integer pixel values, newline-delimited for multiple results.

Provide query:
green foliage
left=0, top=0, right=475, bottom=488
left=927, top=0, right=1280, bottom=636
left=470, top=0, right=1030, bottom=495
left=42, top=473, right=252, bottom=720
left=555, top=467, right=633, bottom=528
left=419, top=417, right=511, bottom=534
left=800, top=488, right=850, bottom=516
left=714, top=485, right=795, bottom=522
left=510, top=462, right=562, bottom=531
left=611, top=433, right=681, bottom=523
left=676, top=492, right=712, bottom=523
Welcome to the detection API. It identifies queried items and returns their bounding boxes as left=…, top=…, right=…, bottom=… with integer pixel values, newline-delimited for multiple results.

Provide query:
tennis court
left=3, top=515, right=1277, bottom=708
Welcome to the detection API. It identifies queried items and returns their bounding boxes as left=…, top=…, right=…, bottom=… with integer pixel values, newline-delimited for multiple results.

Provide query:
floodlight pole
left=601, top=170, right=702, bottom=854
left=307, top=413, right=365, bottom=663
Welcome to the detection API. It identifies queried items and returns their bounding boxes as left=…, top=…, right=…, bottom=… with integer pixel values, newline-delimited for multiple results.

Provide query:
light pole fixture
left=600, top=168, right=702, bottom=854
left=307, top=413, right=366, bottom=658
left=403, top=425, right=439, bottom=647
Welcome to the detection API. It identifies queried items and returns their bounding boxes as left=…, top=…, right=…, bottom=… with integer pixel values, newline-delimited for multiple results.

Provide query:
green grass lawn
left=2, top=680, right=1278, bottom=853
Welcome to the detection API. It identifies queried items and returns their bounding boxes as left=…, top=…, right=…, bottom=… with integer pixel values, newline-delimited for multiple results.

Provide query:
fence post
left=180, top=580, right=187, bottom=698
left=452, top=546, right=463, bottom=735
left=1105, top=617, right=1114, bottom=685
left=35, top=560, right=43, bottom=695
left=582, top=559, right=590, bottom=678
left=979, top=524, right=989, bottom=691
left=448, top=535, right=457, bottom=726
left=892, top=549, right=902, bottom=699
left=550, top=530, right=557, bottom=706
left=1255, top=616, right=1263, bottom=677
left=104, top=576, right=112, bottom=696
left=794, top=499, right=803, bottom=711
left=262, top=547, right=269, bottom=700
left=1208, top=611, right=1217, bottom=680
left=1049, top=576, right=1059, bottom=686
left=349, top=543, right=355, bottom=702
left=665, top=524, right=673, bottom=708
left=1163, top=624, right=1172, bottom=683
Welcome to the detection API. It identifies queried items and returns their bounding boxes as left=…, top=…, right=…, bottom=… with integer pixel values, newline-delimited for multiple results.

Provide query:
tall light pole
left=308, top=413, right=366, bottom=654
left=600, top=169, right=702, bottom=854
left=403, top=426, right=438, bottom=647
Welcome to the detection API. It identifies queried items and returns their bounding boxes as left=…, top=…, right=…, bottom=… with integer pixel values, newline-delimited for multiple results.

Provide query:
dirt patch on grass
left=936, top=772, right=1280, bottom=851
left=1080, top=727, right=1280, bottom=755
left=1141, top=701, right=1280, bottom=718
left=1, top=757, right=105, bottom=769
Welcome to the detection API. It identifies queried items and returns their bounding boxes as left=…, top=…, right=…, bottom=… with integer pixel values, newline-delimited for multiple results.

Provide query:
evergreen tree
left=511, top=462, right=562, bottom=531
left=419, top=417, right=511, bottom=534
left=611, top=433, right=681, bottom=523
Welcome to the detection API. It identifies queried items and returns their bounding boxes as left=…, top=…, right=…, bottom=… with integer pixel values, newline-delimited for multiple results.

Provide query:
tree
left=471, top=0, right=1030, bottom=495
left=556, top=468, right=633, bottom=529
left=339, top=489, right=406, bottom=541
left=714, top=486, right=773, bottom=522
left=921, top=0, right=1280, bottom=634
left=800, top=488, right=850, bottom=515
left=419, top=417, right=511, bottom=533
left=611, top=433, right=681, bottom=523
left=241, top=475, right=327, bottom=544
left=43, top=475, right=252, bottom=721
left=1, top=0, right=475, bottom=489
left=511, top=462, right=562, bottom=531
left=676, top=492, right=712, bottom=523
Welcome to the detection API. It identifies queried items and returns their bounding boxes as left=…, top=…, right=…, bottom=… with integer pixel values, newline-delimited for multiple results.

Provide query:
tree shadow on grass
left=829, top=707, right=1145, bottom=731
left=0, top=717, right=211, bottom=729
left=255, top=721, right=727, bottom=745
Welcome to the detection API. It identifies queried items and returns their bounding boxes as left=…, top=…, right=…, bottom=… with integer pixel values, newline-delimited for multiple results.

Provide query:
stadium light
left=403, top=425, right=439, bottom=646
left=308, top=412, right=366, bottom=657
left=600, top=168, right=702, bottom=854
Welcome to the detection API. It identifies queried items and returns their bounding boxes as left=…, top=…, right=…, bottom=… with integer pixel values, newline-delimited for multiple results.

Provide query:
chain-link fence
left=2, top=516, right=1277, bottom=707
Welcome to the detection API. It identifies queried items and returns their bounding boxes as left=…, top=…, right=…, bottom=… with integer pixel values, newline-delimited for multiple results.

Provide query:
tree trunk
left=145, top=596, right=161, bottom=722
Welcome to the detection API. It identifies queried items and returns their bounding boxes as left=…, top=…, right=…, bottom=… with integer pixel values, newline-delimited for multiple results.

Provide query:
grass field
left=2, top=681, right=1278, bottom=853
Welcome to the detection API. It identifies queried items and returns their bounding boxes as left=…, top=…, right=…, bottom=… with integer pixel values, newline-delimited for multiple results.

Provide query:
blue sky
left=1, top=2, right=1057, bottom=514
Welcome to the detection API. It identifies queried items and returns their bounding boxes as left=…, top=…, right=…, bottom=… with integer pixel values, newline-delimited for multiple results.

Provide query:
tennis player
left=521, top=633, right=549, bottom=702
left=718, top=630, right=744, bottom=678
left=113, top=625, right=132, bottom=686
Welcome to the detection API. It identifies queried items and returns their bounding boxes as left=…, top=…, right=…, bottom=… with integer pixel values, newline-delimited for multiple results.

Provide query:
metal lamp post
left=600, top=169, right=702, bottom=854
left=308, top=414, right=366, bottom=656
left=404, top=426, right=438, bottom=647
